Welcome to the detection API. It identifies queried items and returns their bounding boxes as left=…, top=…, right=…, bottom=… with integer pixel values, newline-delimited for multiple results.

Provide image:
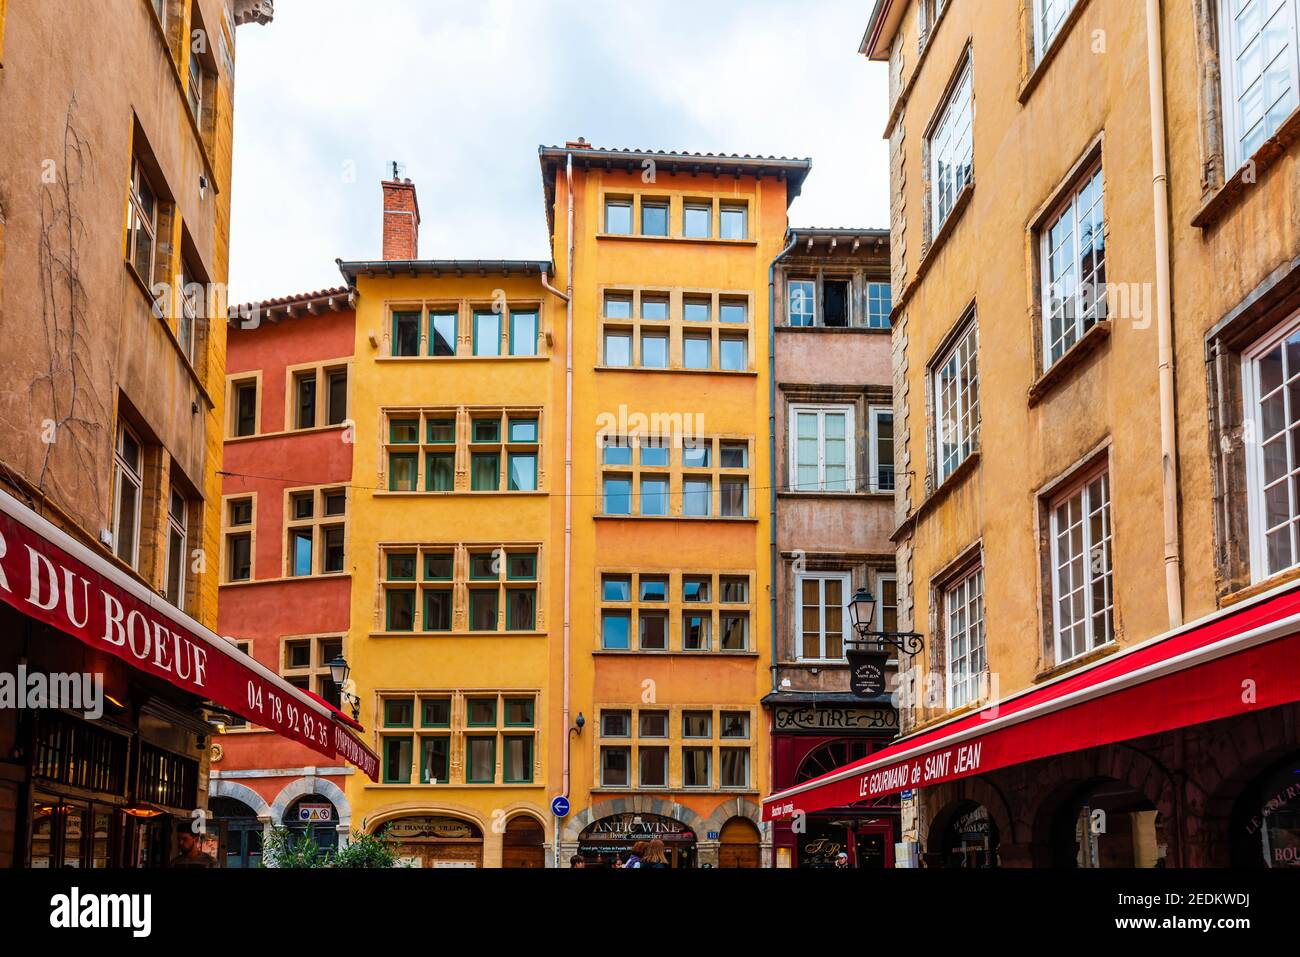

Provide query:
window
left=720, top=711, right=750, bottom=738
left=126, top=156, right=158, bottom=285
left=599, top=288, right=749, bottom=371
left=599, top=571, right=752, bottom=653
left=473, top=309, right=501, bottom=356
left=510, top=309, right=538, bottom=357
left=1034, top=0, right=1079, bottom=60
left=293, top=370, right=316, bottom=430
left=791, top=405, right=855, bottom=493
left=1049, top=469, right=1114, bottom=663
left=430, top=310, right=457, bottom=356
left=867, top=281, right=892, bottom=329
left=1244, top=315, right=1300, bottom=579
left=163, top=488, right=188, bottom=609
left=605, top=329, right=632, bottom=367
left=945, top=567, right=986, bottom=709
left=178, top=258, right=201, bottom=363
left=112, top=422, right=144, bottom=569
left=682, top=748, right=711, bottom=787
left=720, top=336, right=747, bottom=372
left=600, top=435, right=750, bottom=519
left=186, top=2, right=212, bottom=127
left=788, top=279, right=815, bottom=327
left=684, top=202, right=712, bottom=238
left=822, top=279, right=850, bottom=327
left=601, top=746, right=631, bottom=786
left=326, top=368, right=348, bottom=425
left=683, top=334, right=711, bottom=370
left=383, top=691, right=538, bottom=785
left=230, top=377, right=258, bottom=437
left=384, top=408, right=541, bottom=495
left=641, top=199, right=669, bottom=236
left=602, top=710, right=631, bottom=737
left=720, top=203, right=748, bottom=240
left=285, top=486, right=347, bottom=577
left=605, top=197, right=633, bottom=235
left=720, top=748, right=749, bottom=788
left=869, top=407, right=895, bottom=492
left=797, top=572, right=849, bottom=661
left=1041, top=165, right=1106, bottom=368
left=932, top=317, right=980, bottom=483
left=639, top=747, right=669, bottom=787
left=929, top=56, right=974, bottom=233
left=380, top=544, right=540, bottom=635
left=875, top=571, right=898, bottom=633
left=392, top=310, right=420, bottom=357
left=223, top=497, right=254, bottom=583
left=281, top=635, right=345, bottom=710
left=1219, top=0, right=1299, bottom=170
left=287, top=363, right=348, bottom=431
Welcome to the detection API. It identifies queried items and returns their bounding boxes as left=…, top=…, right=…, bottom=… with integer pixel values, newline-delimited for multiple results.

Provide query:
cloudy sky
left=228, top=0, right=891, bottom=304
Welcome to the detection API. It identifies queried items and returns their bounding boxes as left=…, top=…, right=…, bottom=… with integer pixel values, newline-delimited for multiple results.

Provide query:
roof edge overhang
left=337, top=258, right=555, bottom=284
left=859, top=0, right=901, bottom=61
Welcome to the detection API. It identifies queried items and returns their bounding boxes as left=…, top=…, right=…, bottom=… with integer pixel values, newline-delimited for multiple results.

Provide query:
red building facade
left=211, top=290, right=357, bottom=865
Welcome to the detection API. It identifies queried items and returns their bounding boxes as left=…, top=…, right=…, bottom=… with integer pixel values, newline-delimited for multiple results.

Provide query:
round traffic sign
left=550, top=795, right=570, bottom=818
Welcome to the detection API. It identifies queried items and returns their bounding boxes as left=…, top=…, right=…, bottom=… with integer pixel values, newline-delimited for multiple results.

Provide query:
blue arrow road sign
left=551, top=795, right=570, bottom=818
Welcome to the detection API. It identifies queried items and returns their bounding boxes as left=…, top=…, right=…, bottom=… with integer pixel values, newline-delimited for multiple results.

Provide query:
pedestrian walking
left=642, top=838, right=669, bottom=868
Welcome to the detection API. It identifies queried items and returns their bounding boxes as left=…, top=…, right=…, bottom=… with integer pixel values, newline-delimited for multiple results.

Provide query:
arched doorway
left=284, top=794, right=339, bottom=855
left=210, top=797, right=263, bottom=869
left=1230, top=752, right=1300, bottom=867
left=502, top=815, right=546, bottom=868
left=578, top=813, right=697, bottom=868
left=931, top=800, right=999, bottom=868
left=718, top=817, right=761, bottom=868
left=1049, top=779, right=1166, bottom=868
left=793, top=740, right=896, bottom=868
left=379, top=815, right=483, bottom=868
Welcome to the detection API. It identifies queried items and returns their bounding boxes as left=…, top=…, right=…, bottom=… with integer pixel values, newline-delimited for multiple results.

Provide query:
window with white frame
left=1049, top=467, right=1114, bottom=663
left=932, top=317, right=980, bottom=483
left=928, top=56, right=973, bottom=234
left=112, top=422, right=144, bottom=569
left=1244, top=314, right=1300, bottom=579
left=1218, top=0, right=1299, bottom=172
left=796, top=572, right=850, bottom=661
left=867, top=281, right=893, bottom=329
left=1034, top=0, right=1079, bottom=61
left=126, top=156, right=158, bottom=286
left=790, top=405, right=855, bottom=493
left=945, top=566, right=986, bottom=709
left=869, top=407, right=894, bottom=493
left=788, top=280, right=816, bottom=327
left=1042, top=164, right=1106, bottom=368
left=164, top=488, right=188, bottom=609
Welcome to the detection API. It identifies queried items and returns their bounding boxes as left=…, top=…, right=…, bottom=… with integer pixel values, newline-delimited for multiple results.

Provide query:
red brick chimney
left=381, top=177, right=420, bottom=260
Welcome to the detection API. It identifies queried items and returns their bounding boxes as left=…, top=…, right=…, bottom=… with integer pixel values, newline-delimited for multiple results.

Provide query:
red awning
left=763, top=579, right=1300, bottom=821
left=0, top=488, right=380, bottom=782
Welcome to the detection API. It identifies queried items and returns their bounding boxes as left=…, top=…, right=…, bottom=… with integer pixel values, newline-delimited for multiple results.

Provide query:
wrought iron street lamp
left=844, top=587, right=925, bottom=697
left=328, top=653, right=361, bottom=721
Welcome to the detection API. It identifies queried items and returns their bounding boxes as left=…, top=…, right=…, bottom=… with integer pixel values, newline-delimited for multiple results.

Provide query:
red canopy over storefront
left=763, top=580, right=1300, bottom=822
left=0, top=488, right=379, bottom=782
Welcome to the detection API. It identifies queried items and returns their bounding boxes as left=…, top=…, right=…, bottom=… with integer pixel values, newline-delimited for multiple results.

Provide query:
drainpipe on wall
left=1145, top=0, right=1184, bottom=629
left=769, top=229, right=799, bottom=693
left=561, top=154, right=576, bottom=815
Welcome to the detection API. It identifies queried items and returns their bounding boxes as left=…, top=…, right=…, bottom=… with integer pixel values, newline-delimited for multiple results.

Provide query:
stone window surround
left=1206, top=256, right=1300, bottom=602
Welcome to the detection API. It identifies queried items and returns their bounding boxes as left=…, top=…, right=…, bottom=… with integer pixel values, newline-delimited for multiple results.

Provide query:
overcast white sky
left=228, top=0, right=891, bottom=304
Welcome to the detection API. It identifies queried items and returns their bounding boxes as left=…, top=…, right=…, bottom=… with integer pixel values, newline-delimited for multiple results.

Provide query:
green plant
left=261, top=826, right=332, bottom=868
left=333, top=828, right=402, bottom=869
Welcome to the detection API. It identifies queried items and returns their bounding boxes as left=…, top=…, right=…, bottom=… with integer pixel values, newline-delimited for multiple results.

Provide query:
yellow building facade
left=845, top=0, right=1300, bottom=868
left=338, top=146, right=811, bottom=867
